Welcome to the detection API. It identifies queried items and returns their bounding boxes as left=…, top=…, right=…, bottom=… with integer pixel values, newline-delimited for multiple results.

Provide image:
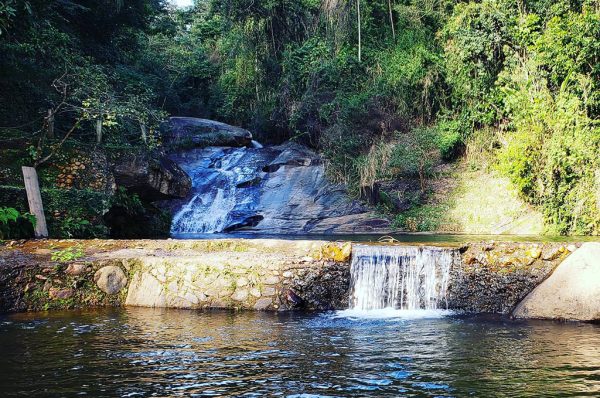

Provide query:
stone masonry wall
left=0, top=239, right=352, bottom=313
left=448, top=241, right=577, bottom=313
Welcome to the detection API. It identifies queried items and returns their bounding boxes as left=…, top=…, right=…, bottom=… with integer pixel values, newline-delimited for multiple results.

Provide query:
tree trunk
left=140, top=123, right=147, bottom=144
left=388, top=0, right=396, bottom=40
left=46, top=109, right=54, bottom=139
left=96, top=117, right=103, bottom=144
left=357, top=0, right=362, bottom=62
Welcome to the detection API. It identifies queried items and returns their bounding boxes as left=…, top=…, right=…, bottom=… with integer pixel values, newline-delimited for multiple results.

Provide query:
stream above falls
left=168, top=231, right=599, bottom=243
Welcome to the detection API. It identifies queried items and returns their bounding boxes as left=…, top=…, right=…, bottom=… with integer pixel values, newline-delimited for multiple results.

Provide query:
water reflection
left=1, top=308, right=600, bottom=397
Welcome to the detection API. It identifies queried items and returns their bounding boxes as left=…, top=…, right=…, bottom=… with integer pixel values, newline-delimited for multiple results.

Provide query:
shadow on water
left=2, top=308, right=600, bottom=397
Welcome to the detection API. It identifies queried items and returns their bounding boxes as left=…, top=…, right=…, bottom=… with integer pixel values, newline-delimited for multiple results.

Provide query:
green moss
left=51, top=245, right=85, bottom=262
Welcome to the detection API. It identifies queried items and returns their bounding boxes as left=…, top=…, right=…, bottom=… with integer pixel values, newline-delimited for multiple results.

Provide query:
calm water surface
left=1, top=308, right=600, bottom=397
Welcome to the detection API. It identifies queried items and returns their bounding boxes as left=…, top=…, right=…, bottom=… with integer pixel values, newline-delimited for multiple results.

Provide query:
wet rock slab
left=167, top=141, right=390, bottom=235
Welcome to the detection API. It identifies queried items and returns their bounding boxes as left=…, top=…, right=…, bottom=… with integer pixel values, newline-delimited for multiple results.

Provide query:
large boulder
left=112, top=151, right=191, bottom=201
left=513, top=243, right=600, bottom=321
left=162, top=117, right=253, bottom=148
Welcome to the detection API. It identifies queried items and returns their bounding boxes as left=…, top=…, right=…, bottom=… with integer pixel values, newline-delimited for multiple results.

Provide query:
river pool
left=1, top=308, right=600, bottom=397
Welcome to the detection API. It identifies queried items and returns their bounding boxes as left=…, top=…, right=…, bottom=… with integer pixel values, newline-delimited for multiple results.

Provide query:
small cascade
left=349, top=244, right=456, bottom=311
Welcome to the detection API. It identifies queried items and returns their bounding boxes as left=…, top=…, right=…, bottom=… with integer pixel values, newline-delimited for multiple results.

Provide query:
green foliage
left=0, top=0, right=167, bottom=150
left=0, top=186, right=110, bottom=238
left=389, top=128, right=440, bottom=191
left=0, top=0, right=30, bottom=36
left=1, top=0, right=599, bottom=236
left=443, top=1, right=600, bottom=235
left=0, top=206, right=35, bottom=239
left=51, top=245, right=84, bottom=263
left=496, top=59, right=600, bottom=234
left=436, top=120, right=463, bottom=161
left=393, top=204, right=448, bottom=232
left=443, top=0, right=513, bottom=127
left=58, top=217, right=106, bottom=239
left=110, top=187, right=145, bottom=216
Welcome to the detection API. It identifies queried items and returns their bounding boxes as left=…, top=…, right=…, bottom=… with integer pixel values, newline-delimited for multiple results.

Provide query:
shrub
left=0, top=206, right=35, bottom=239
left=436, top=120, right=463, bottom=161
left=389, top=127, right=440, bottom=192
left=0, top=186, right=110, bottom=238
left=497, top=59, right=600, bottom=235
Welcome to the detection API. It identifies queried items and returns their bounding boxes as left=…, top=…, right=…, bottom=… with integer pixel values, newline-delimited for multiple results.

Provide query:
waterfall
left=170, top=146, right=261, bottom=234
left=168, top=141, right=378, bottom=236
left=349, top=244, right=456, bottom=311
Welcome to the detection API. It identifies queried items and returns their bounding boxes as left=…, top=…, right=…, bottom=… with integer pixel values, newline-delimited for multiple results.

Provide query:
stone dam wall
left=0, top=239, right=595, bottom=320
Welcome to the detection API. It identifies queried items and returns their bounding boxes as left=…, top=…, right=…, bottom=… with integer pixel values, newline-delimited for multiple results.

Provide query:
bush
left=0, top=186, right=110, bottom=238
left=496, top=59, right=600, bottom=235
left=389, top=127, right=440, bottom=192
left=0, top=207, right=35, bottom=239
left=436, top=120, right=463, bottom=161
left=392, top=204, right=447, bottom=232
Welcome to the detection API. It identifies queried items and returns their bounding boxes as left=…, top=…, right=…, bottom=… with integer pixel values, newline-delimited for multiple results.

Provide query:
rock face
left=94, top=265, right=128, bottom=295
left=168, top=142, right=390, bottom=235
left=513, top=243, right=600, bottom=321
left=112, top=151, right=191, bottom=201
left=162, top=117, right=253, bottom=148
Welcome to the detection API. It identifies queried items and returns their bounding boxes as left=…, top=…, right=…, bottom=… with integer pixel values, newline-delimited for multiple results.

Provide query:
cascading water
left=170, top=146, right=262, bottom=234
left=349, top=244, right=457, bottom=311
left=168, top=142, right=383, bottom=236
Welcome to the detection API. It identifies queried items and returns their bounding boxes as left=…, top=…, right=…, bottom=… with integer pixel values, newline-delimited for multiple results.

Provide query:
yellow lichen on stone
left=525, top=246, right=542, bottom=259
left=318, top=242, right=352, bottom=262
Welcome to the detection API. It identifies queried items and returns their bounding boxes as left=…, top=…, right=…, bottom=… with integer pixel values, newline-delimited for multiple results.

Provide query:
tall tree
left=357, top=0, right=362, bottom=62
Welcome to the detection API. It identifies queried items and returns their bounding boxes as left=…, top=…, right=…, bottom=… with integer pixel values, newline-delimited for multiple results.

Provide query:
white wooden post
left=22, top=166, right=48, bottom=238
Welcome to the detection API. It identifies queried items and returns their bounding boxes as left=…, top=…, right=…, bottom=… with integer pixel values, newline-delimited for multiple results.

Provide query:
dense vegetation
left=1, top=0, right=598, bottom=236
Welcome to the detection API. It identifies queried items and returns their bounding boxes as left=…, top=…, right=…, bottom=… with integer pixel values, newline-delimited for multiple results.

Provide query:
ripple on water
left=1, top=308, right=600, bottom=397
